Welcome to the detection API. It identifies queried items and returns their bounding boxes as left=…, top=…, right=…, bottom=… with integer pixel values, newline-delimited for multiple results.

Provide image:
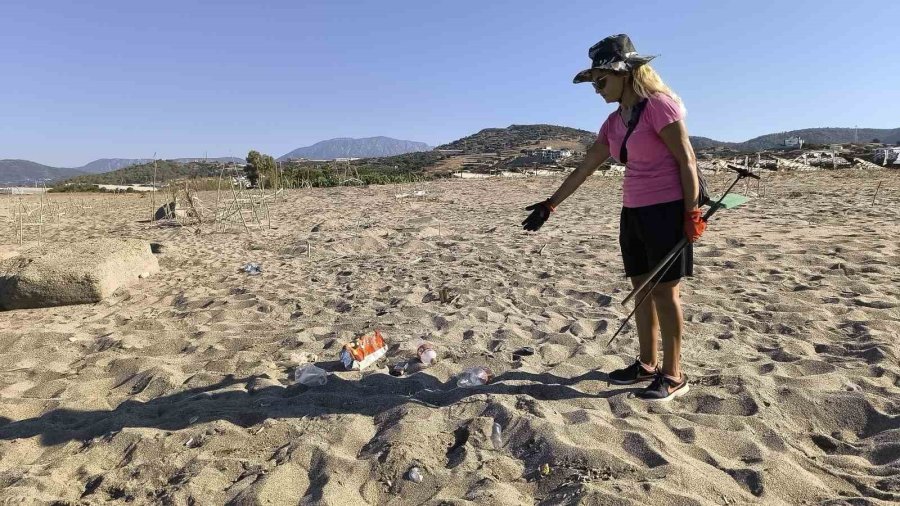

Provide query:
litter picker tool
left=607, top=164, right=759, bottom=346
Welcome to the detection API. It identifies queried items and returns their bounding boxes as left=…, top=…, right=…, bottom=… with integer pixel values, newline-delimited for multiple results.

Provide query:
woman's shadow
left=0, top=361, right=639, bottom=447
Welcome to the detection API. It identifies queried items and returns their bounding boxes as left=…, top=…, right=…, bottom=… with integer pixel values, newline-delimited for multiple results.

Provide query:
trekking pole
left=607, top=165, right=759, bottom=346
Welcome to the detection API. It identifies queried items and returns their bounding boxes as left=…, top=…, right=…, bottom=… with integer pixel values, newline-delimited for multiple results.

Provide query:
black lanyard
left=620, top=99, right=648, bottom=164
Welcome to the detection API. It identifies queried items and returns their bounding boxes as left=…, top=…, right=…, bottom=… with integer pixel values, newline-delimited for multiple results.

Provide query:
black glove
left=521, top=200, right=554, bottom=232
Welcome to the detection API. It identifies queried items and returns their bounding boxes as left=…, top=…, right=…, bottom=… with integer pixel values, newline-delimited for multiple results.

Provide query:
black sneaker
left=637, top=372, right=690, bottom=401
left=607, top=359, right=657, bottom=385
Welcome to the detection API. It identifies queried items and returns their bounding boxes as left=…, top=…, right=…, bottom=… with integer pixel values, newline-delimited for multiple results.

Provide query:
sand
left=0, top=169, right=897, bottom=505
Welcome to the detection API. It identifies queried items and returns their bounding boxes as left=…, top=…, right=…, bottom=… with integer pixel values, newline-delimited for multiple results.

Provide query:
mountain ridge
left=0, top=160, right=86, bottom=186
left=10, top=126, right=899, bottom=186
left=278, top=136, right=431, bottom=161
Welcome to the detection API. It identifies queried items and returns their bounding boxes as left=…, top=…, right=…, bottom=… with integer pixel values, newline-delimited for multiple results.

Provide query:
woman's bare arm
left=658, top=120, right=699, bottom=211
left=548, top=141, right=611, bottom=207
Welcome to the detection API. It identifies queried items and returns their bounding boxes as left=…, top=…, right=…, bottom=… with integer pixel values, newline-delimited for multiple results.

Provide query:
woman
left=521, top=34, right=705, bottom=401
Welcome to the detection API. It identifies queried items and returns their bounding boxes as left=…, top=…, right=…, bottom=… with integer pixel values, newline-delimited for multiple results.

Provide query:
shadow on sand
left=0, top=364, right=639, bottom=446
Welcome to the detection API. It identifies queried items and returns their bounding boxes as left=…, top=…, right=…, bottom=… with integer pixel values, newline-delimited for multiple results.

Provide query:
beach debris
left=154, top=201, right=177, bottom=221
left=185, top=436, right=203, bottom=448
left=389, top=361, right=409, bottom=377
left=241, top=262, right=262, bottom=275
left=339, top=330, right=387, bottom=370
left=491, top=422, right=503, bottom=449
left=417, top=341, right=438, bottom=366
left=293, top=364, right=328, bottom=386
left=407, top=466, right=424, bottom=483
left=512, top=346, right=535, bottom=360
left=457, top=366, right=493, bottom=387
left=540, top=463, right=551, bottom=476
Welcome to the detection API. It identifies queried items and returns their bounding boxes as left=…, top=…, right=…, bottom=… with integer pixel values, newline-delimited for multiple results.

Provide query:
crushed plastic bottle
left=417, top=341, right=437, bottom=366
left=241, top=262, right=262, bottom=275
left=294, top=364, right=328, bottom=386
left=407, top=466, right=423, bottom=483
left=456, top=366, right=493, bottom=388
left=491, top=422, right=502, bottom=449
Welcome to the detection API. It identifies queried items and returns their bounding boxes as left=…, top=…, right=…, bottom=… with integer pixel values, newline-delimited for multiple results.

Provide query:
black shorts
left=619, top=199, right=693, bottom=282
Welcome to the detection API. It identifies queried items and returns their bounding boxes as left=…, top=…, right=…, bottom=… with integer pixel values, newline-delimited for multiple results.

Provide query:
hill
left=436, top=124, right=596, bottom=154
left=59, top=160, right=226, bottom=186
left=172, top=157, right=244, bottom=164
left=689, top=136, right=739, bottom=151
left=0, top=160, right=86, bottom=186
left=278, top=137, right=431, bottom=161
left=738, top=127, right=900, bottom=151
left=436, top=124, right=900, bottom=154
left=693, top=127, right=900, bottom=151
left=73, top=157, right=244, bottom=174
left=74, top=158, right=154, bottom=174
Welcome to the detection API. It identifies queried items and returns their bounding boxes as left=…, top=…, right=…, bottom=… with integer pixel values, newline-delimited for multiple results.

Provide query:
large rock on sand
left=0, top=238, right=159, bottom=310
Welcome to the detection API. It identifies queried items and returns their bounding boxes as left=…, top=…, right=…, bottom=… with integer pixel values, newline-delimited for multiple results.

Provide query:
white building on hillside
left=526, top=146, right=573, bottom=162
left=784, top=136, right=804, bottom=148
left=873, top=147, right=900, bottom=166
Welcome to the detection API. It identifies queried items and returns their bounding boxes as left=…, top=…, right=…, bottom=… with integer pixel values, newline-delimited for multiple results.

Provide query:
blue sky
left=2, top=0, right=898, bottom=167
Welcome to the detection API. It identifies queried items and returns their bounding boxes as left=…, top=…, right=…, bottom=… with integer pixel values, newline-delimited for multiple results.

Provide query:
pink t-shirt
left=597, top=92, right=684, bottom=208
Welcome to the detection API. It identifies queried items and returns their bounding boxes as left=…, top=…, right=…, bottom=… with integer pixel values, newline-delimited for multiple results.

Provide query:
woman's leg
left=630, top=274, right=659, bottom=368
left=650, top=279, right=683, bottom=378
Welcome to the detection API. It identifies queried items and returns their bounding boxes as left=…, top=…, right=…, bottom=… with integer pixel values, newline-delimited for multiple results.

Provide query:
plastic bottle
left=491, top=422, right=502, bottom=449
left=456, top=366, right=493, bottom=387
left=417, top=341, right=437, bottom=366
left=294, top=364, right=328, bottom=386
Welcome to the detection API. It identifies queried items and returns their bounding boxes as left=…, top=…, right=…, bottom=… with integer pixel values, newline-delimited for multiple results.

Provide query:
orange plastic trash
left=340, top=330, right=387, bottom=370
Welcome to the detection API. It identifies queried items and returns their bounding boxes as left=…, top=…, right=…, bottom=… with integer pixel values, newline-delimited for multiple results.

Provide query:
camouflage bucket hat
left=573, top=33, right=657, bottom=84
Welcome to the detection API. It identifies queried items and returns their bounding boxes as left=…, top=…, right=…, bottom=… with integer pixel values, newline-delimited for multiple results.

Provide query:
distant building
left=873, top=147, right=900, bottom=165
left=0, top=187, right=50, bottom=195
left=784, top=136, right=804, bottom=148
left=525, top=146, right=572, bottom=162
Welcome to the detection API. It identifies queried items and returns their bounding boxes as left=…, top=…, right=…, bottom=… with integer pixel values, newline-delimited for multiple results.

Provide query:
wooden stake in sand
left=150, top=154, right=158, bottom=223
left=183, top=181, right=203, bottom=225
left=214, top=163, right=225, bottom=225
left=872, top=181, right=882, bottom=206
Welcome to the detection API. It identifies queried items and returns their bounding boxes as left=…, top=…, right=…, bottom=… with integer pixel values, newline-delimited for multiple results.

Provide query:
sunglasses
left=591, top=75, right=611, bottom=88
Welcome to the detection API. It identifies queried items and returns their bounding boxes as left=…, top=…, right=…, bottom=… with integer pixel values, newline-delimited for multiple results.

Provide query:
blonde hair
left=631, top=64, right=686, bottom=115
